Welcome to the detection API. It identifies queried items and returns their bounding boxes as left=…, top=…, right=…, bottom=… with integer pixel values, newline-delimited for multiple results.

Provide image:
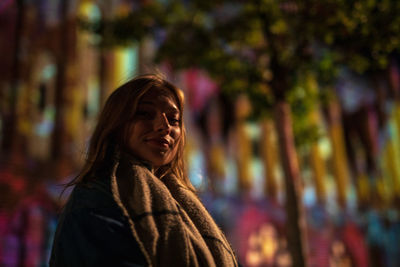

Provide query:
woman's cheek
left=173, top=127, right=181, bottom=140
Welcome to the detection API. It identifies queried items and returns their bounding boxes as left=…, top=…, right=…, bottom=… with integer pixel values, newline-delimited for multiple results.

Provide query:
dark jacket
left=50, top=153, right=241, bottom=267
left=49, top=172, right=147, bottom=267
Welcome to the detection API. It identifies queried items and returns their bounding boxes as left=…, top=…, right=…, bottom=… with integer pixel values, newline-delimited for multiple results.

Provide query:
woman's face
left=126, top=88, right=182, bottom=169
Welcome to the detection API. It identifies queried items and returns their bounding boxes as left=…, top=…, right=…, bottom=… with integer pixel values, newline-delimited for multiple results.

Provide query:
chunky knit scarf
left=110, top=154, right=238, bottom=267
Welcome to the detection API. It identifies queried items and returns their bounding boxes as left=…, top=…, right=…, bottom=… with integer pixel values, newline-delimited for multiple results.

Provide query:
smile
left=146, top=138, right=171, bottom=150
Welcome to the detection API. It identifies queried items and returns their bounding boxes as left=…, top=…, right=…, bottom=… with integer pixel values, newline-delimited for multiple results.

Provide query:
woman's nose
left=154, top=113, right=171, bottom=132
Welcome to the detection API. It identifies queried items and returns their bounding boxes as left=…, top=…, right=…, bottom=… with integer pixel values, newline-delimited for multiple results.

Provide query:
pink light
left=0, top=0, right=14, bottom=14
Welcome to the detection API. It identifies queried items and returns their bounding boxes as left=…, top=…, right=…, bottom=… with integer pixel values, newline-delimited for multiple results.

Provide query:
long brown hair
left=67, top=74, right=195, bottom=192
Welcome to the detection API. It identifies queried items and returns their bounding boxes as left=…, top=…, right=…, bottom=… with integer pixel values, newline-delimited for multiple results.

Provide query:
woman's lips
left=146, top=138, right=171, bottom=149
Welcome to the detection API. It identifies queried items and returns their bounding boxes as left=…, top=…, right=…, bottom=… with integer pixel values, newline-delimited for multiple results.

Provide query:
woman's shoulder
left=62, top=174, right=118, bottom=216
left=51, top=179, right=147, bottom=266
left=54, top=174, right=133, bottom=245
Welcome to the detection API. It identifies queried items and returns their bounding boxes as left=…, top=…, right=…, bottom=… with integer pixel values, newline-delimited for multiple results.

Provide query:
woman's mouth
left=146, top=138, right=171, bottom=150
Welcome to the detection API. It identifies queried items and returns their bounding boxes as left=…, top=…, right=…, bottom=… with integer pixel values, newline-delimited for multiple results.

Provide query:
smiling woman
left=49, top=74, right=239, bottom=267
left=126, top=88, right=182, bottom=170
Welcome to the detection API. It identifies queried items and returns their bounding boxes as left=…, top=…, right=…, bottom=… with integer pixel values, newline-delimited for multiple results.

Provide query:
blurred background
left=1, top=0, right=400, bottom=266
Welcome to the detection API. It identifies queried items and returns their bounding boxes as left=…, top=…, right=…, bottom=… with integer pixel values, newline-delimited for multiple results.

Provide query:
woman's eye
left=169, top=118, right=180, bottom=125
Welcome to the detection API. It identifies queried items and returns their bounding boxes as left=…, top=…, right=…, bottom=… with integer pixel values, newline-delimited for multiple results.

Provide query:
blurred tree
left=315, top=0, right=400, bottom=207
left=319, top=0, right=400, bottom=76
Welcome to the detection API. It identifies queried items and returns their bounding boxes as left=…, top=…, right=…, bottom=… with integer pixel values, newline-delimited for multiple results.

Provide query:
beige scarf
left=110, top=155, right=238, bottom=267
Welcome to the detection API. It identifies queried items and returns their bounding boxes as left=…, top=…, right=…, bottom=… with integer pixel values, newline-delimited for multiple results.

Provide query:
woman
left=50, top=74, right=239, bottom=267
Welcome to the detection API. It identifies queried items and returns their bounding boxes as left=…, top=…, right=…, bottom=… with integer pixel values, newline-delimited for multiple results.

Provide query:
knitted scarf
left=110, top=155, right=238, bottom=267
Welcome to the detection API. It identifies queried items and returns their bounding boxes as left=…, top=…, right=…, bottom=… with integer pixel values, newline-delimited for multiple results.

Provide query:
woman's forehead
left=139, top=87, right=179, bottom=108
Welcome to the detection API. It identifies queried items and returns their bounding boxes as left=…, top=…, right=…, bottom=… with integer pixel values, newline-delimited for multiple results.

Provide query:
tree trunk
left=2, top=0, right=25, bottom=155
left=309, top=109, right=326, bottom=205
left=326, top=98, right=350, bottom=208
left=235, top=95, right=252, bottom=194
left=393, top=103, right=400, bottom=200
left=382, top=104, right=400, bottom=204
left=236, top=120, right=252, bottom=193
left=260, top=119, right=279, bottom=200
left=274, top=100, right=308, bottom=267
left=51, top=0, right=69, bottom=160
left=310, top=143, right=326, bottom=205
